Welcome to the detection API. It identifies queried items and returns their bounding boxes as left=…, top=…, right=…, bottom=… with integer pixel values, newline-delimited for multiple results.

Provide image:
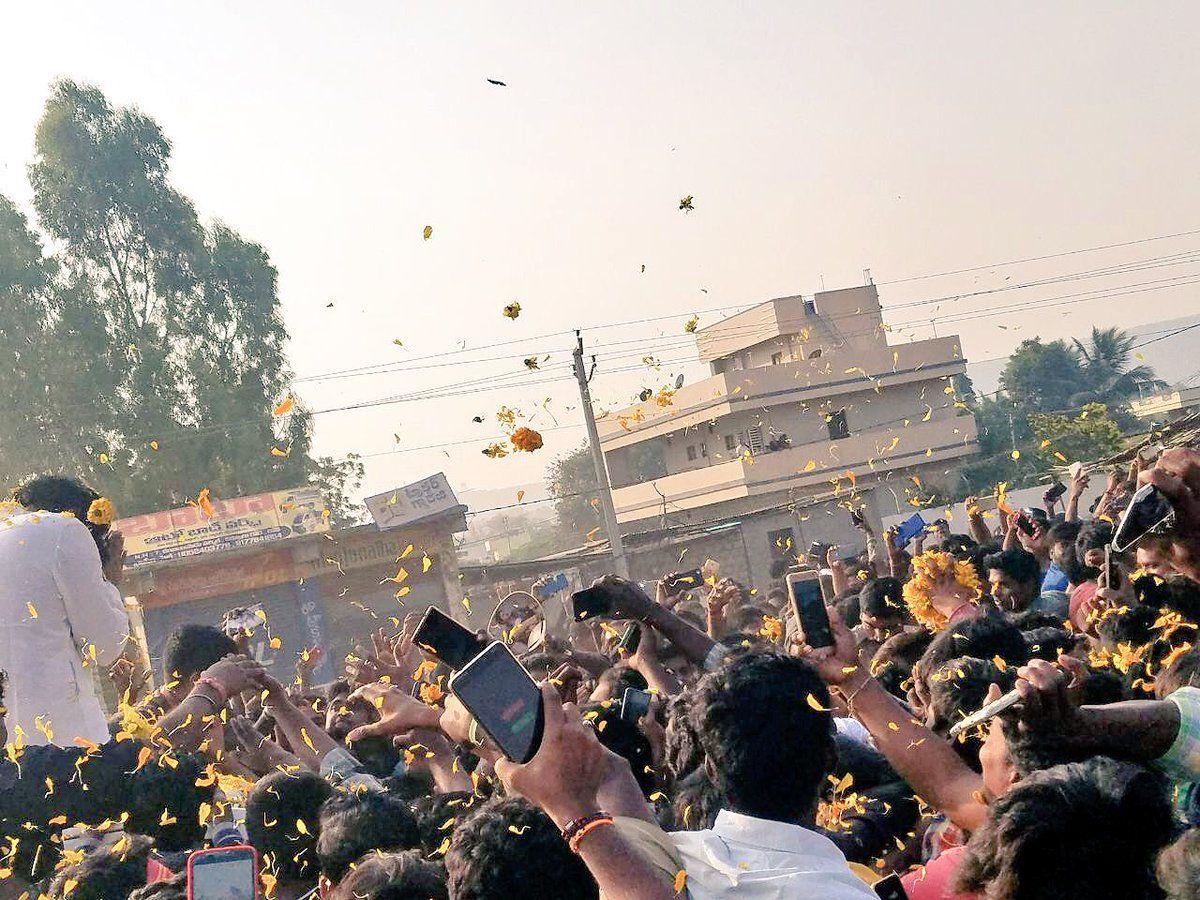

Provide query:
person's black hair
left=13, top=474, right=111, bottom=559
left=1096, top=604, right=1160, bottom=653
left=1076, top=519, right=1115, bottom=556
left=1022, top=626, right=1077, bottom=661
left=124, top=752, right=211, bottom=851
left=954, top=758, right=1173, bottom=899
left=1157, top=646, right=1200, bottom=700
left=966, top=541, right=1002, bottom=583
left=1010, top=609, right=1063, bottom=631
left=46, top=834, right=153, bottom=900
left=162, top=624, right=237, bottom=683
left=1059, top=537, right=1097, bottom=586
left=928, top=656, right=1015, bottom=771
left=445, top=798, right=598, bottom=900
left=1081, top=668, right=1127, bottom=706
left=584, top=706, right=656, bottom=797
left=411, top=791, right=480, bottom=856
left=329, top=850, right=448, bottom=900
left=859, top=577, right=905, bottom=620
left=611, top=666, right=648, bottom=695
left=671, top=768, right=722, bottom=831
left=246, top=769, right=334, bottom=883
left=128, top=872, right=187, bottom=900
left=379, top=770, right=435, bottom=804
left=983, top=548, right=1041, bottom=587
left=690, top=651, right=836, bottom=823
left=1047, top=519, right=1082, bottom=549
left=663, top=691, right=702, bottom=780
left=317, top=790, right=421, bottom=884
left=940, top=533, right=979, bottom=558
left=872, top=629, right=933, bottom=699
left=833, top=590, right=861, bottom=629
left=920, top=610, right=1031, bottom=680
left=1135, top=575, right=1200, bottom=624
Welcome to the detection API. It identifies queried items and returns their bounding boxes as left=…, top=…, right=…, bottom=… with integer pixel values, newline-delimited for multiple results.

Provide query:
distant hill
left=967, top=313, right=1200, bottom=396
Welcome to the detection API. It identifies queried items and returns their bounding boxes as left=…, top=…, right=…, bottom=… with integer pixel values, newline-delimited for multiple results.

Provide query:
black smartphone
left=662, top=569, right=703, bottom=593
left=449, top=642, right=544, bottom=763
left=808, top=540, right=829, bottom=561
left=615, top=622, right=642, bottom=656
left=1113, top=484, right=1176, bottom=553
left=1044, top=480, right=1068, bottom=503
left=413, top=607, right=487, bottom=670
left=187, top=845, right=259, bottom=899
left=849, top=507, right=866, bottom=528
left=619, top=687, right=652, bottom=724
left=1104, top=545, right=1121, bottom=589
left=873, top=872, right=908, bottom=899
left=571, top=585, right=617, bottom=621
left=1015, top=511, right=1036, bottom=536
left=787, top=571, right=833, bottom=649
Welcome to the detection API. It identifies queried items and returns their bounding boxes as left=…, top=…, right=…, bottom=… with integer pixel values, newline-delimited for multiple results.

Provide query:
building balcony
left=598, top=336, right=966, bottom=451
left=609, top=413, right=978, bottom=524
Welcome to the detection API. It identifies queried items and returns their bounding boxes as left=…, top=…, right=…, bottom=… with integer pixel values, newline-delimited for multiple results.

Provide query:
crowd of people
left=1, top=448, right=1200, bottom=899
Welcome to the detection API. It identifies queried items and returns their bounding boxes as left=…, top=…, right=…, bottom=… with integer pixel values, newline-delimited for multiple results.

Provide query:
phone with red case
left=187, top=845, right=258, bottom=900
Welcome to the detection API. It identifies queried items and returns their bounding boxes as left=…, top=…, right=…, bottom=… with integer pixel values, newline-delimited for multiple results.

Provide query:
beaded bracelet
left=561, top=812, right=614, bottom=853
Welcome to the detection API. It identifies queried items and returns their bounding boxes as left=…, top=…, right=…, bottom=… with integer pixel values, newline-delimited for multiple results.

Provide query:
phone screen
left=894, top=513, right=925, bottom=548
left=1113, top=484, right=1176, bottom=552
left=663, top=570, right=703, bottom=593
left=450, top=643, right=544, bottom=763
left=413, top=607, right=487, bottom=670
left=788, top=572, right=833, bottom=649
left=873, top=873, right=909, bottom=899
left=571, top=585, right=615, bottom=621
left=188, top=846, right=257, bottom=900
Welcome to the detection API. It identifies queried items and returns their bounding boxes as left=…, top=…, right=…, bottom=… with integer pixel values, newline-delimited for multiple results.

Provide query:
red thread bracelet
left=561, top=812, right=614, bottom=853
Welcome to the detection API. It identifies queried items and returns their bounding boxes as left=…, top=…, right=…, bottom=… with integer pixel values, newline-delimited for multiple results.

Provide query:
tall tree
left=1071, top=326, right=1166, bottom=407
left=546, top=443, right=601, bottom=537
left=997, top=338, right=1087, bottom=413
left=0, top=79, right=360, bottom=518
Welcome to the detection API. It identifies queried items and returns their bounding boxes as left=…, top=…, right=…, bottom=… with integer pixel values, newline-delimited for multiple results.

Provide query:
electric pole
left=572, top=330, right=630, bottom=577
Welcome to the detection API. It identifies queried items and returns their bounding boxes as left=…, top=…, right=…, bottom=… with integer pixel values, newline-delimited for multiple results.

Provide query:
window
left=700, top=442, right=708, bottom=457
left=771, top=351, right=784, bottom=365
left=768, top=527, right=797, bottom=559
left=747, top=426, right=764, bottom=454
left=827, top=410, right=850, bottom=440
left=803, top=298, right=817, bottom=315
left=724, top=434, right=737, bottom=451
left=686, top=445, right=698, bottom=461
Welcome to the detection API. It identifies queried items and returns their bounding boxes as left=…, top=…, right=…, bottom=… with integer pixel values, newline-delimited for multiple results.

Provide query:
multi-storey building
left=597, top=284, right=978, bottom=579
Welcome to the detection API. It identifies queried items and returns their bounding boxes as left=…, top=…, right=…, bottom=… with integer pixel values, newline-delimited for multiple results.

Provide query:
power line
left=877, top=226, right=1200, bottom=286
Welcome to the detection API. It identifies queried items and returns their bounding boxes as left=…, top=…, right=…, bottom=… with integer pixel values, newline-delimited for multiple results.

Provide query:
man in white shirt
left=0, top=476, right=130, bottom=746
left=666, top=651, right=875, bottom=898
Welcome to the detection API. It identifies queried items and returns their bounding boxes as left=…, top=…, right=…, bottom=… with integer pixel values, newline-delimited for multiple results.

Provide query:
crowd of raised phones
left=2, top=448, right=1200, bottom=899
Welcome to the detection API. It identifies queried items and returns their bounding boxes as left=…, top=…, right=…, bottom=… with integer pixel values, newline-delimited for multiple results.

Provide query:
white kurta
left=0, top=511, right=130, bottom=746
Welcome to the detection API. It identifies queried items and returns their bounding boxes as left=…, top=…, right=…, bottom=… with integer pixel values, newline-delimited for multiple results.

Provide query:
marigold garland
left=902, top=549, right=983, bottom=631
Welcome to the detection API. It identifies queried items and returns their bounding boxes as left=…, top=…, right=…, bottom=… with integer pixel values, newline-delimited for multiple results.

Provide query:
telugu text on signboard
left=364, top=473, right=460, bottom=530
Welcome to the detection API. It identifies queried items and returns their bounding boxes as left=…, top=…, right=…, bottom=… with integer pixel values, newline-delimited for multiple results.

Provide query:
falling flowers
left=511, top=427, right=543, bottom=452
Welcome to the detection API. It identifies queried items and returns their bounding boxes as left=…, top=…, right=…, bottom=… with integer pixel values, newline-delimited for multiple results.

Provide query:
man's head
left=46, top=834, right=153, bottom=900
left=954, top=758, right=1173, bottom=899
left=328, top=851, right=448, bottom=900
left=13, top=474, right=111, bottom=557
left=445, top=798, right=598, bottom=900
left=246, top=770, right=333, bottom=884
left=690, top=651, right=835, bottom=824
left=325, top=692, right=401, bottom=777
left=984, top=548, right=1042, bottom=612
left=162, top=625, right=237, bottom=692
left=317, top=790, right=421, bottom=885
left=858, top=577, right=906, bottom=640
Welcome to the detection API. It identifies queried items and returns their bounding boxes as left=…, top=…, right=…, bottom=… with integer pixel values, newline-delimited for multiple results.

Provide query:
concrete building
left=597, top=284, right=978, bottom=581
left=1129, top=385, right=1200, bottom=424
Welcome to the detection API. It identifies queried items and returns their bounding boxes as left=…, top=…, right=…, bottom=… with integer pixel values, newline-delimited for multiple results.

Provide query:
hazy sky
left=3, top=2, right=1199, bottom=512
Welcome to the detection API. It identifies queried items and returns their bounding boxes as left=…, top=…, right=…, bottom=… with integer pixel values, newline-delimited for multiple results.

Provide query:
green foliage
left=1029, top=403, right=1123, bottom=468
left=546, top=443, right=601, bottom=537
left=998, top=338, right=1087, bottom=412
left=0, top=80, right=360, bottom=518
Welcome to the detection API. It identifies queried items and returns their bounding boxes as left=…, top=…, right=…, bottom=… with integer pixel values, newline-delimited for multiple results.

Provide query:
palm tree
left=1070, top=326, right=1167, bottom=407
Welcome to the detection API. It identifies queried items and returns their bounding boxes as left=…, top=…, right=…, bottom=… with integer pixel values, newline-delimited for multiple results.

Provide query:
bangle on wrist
left=561, top=812, right=614, bottom=853
left=836, top=669, right=872, bottom=707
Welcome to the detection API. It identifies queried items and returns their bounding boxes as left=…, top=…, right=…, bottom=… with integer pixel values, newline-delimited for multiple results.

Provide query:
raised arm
left=600, top=577, right=721, bottom=669
left=806, top=611, right=989, bottom=832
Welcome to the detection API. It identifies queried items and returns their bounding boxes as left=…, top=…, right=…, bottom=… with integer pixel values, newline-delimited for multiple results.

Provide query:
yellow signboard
left=115, top=487, right=328, bottom=567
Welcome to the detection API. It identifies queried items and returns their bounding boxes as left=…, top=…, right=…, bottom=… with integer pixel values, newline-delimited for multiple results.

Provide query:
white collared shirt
left=669, top=810, right=876, bottom=899
left=0, top=512, right=129, bottom=746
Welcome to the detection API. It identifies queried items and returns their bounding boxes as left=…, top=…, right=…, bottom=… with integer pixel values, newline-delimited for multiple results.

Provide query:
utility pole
left=572, top=330, right=630, bottom=577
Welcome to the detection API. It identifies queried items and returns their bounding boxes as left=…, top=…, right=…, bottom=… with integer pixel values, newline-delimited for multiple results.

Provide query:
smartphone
left=449, top=642, right=544, bottom=763
left=615, top=622, right=642, bottom=656
left=221, top=604, right=265, bottom=638
left=1112, top=484, right=1176, bottom=553
left=873, top=872, right=909, bottom=899
left=787, top=571, right=833, bottom=649
left=187, top=845, right=258, bottom=900
left=1044, top=480, right=1068, bottom=503
left=1103, top=545, right=1120, bottom=589
left=619, top=687, right=652, bottom=725
left=413, top=607, right=487, bottom=670
left=808, top=540, right=829, bottom=561
left=1015, top=512, right=1036, bottom=536
left=662, top=569, right=703, bottom=593
left=894, top=513, right=925, bottom=549
left=849, top=507, right=866, bottom=528
left=571, top=585, right=617, bottom=621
